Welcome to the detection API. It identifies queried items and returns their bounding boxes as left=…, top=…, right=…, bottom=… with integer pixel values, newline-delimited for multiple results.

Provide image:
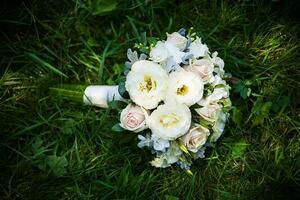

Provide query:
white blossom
left=125, top=60, right=168, bottom=109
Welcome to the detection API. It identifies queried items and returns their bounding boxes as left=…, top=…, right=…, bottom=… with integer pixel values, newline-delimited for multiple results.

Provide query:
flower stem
left=49, top=84, right=87, bottom=103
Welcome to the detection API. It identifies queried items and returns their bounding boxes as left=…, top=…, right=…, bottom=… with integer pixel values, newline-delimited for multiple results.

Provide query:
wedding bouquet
left=59, top=28, right=231, bottom=170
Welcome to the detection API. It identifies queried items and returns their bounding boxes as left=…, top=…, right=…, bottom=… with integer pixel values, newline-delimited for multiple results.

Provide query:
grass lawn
left=1, top=0, right=300, bottom=199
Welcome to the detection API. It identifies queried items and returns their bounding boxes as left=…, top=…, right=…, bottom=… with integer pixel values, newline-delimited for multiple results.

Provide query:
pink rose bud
left=120, top=104, right=149, bottom=133
left=190, top=59, right=214, bottom=83
left=182, top=125, right=210, bottom=153
left=166, top=32, right=188, bottom=51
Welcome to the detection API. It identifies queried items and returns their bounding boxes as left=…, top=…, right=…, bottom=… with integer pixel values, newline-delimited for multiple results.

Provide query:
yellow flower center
left=177, top=85, right=189, bottom=96
left=139, top=75, right=157, bottom=92
left=159, top=113, right=180, bottom=128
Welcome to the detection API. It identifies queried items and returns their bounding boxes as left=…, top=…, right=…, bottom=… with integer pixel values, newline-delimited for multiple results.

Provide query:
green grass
left=1, top=0, right=300, bottom=199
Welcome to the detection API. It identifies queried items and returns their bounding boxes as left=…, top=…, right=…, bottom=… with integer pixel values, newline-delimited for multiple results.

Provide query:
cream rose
left=187, top=59, right=214, bottom=84
left=147, top=103, right=191, bottom=140
left=165, top=68, right=204, bottom=106
left=182, top=125, right=210, bottom=153
left=166, top=32, right=188, bottom=50
left=120, top=104, right=149, bottom=133
left=125, top=60, right=168, bottom=109
left=195, top=103, right=221, bottom=122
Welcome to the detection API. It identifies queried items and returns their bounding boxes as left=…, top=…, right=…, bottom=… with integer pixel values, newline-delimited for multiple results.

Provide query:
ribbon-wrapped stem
left=49, top=84, right=124, bottom=108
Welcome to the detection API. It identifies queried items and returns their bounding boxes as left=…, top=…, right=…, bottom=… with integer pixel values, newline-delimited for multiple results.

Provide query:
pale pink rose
left=166, top=32, right=187, bottom=50
left=195, top=104, right=221, bottom=122
left=188, top=59, right=214, bottom=83
left=120, top=104, right=149, bottom=132
left=182, top=125, right=210, bottom=153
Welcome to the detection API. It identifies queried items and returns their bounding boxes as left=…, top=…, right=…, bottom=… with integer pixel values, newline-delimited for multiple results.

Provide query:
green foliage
left=1, top=0, right=300, bottom=199
left=232, top=107, right=242, bottom=129
left=251, top=98, right=273, bottom=127
left=234, top=80, right=251, bottom=99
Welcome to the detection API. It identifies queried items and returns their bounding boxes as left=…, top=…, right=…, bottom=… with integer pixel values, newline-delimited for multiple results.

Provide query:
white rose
left=211, top=111, right=228, bottom=142
left=150, top=41, right=169, bottom=63
left=187, top=59, right=214, bottom=84
left=147, top=103, right=191, bottom=140
left=125, top=60, right=168, bottom=109
left=166, top=32, right=187, bottom=50
left=195, top=103, right=221, bottom=122
left=188, top=36, right=209, bottom=58
left=182, top=125, right=210, bottom=153
left=165, top=68, right=204, bottom=106
left=120, top=104, right=149, bottom=133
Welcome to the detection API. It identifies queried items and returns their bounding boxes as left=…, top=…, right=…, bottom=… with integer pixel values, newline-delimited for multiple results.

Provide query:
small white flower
left=150, top=41, right=169, bottom=63
left=188, top=37, right=209, bottom=58
left=211, top=51, right=225, bottom=76
left=164, top=42, right=185, bottom=64
left=165, top=68, right=204, bottom=106
left=186, top=58, right=215, bottom=84
left=150, top=142, right=182, bottom=168
left=166, top=32, right=188, bottom=51
left=125, top=60, right=168, bottom=109
left=198, top=87, right=229, bottom=106
left=211, top=74, right=226, bottom=87
left=137, top=134, right=170, bottom=152
left=150, top=157, right=170, bottom=168
left=137, top=134, right=152, bottom=148
left=182, top=124, right=210, bottom=153
left=162, top=57, right=179, bottom=73
left=211, top=112, right=228, bottom=142
left=152, top=135, right=170, bottom=152
left=147, top=103, right=191, bottom=140
left=120, top=104, right=149, bottom=132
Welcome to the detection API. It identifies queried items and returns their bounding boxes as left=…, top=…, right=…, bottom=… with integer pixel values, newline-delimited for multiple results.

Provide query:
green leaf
left=31, top=137, right=45, bottom=155
left=111, top=123, right=124, bottom=132
left=251, top=98, right=272, bottom=126
left=234, top=80, right=251, bottom=99
left=47, top=155, right=68, bottom=176
left=118, top=81, right=126, bottom=96
left=108, top=100, right=127, bottom=110
left=94, top=180, right=114, bottom=189
left=118, top=80, right=129, bottom=99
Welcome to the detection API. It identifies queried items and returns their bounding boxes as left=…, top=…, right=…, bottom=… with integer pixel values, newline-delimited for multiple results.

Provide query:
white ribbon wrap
left=83, top=85, right=124, bottom=108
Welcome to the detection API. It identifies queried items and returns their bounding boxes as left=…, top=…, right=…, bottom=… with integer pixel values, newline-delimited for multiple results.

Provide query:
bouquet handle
left=83, top=85, right=124, bottom=108
left=49, top=85, right=125, bottom=108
